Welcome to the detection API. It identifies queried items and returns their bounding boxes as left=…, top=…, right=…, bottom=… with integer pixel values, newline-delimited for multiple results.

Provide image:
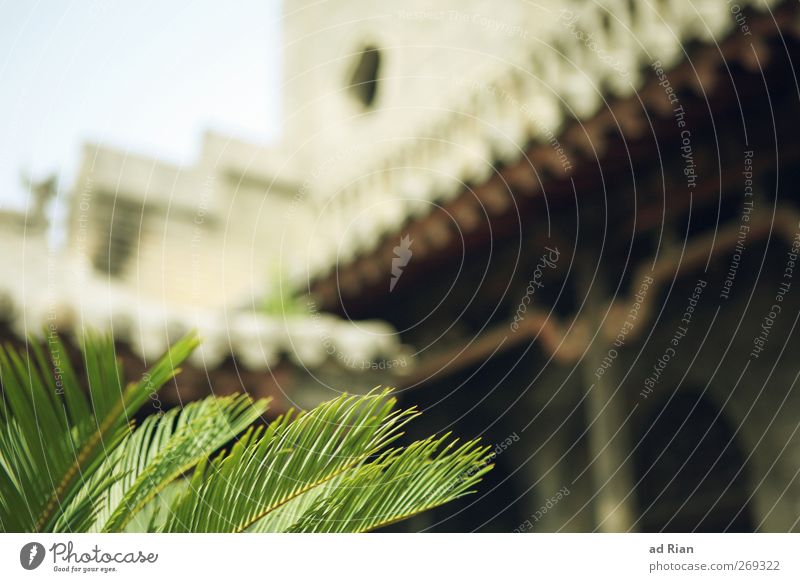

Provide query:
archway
left=634, top=391, right=754, bottom=532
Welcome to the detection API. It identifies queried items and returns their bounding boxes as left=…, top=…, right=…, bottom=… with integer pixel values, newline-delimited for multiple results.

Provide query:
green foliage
left=260, top=266, right=308, bottom=317
left=0, top=332, right=492, bottom=532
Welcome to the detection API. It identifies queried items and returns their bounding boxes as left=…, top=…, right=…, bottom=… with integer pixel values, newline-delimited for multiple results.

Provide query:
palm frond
left=0, top=333, right=493, bottom=533
left=163, top=389, right=417, bottom=532
left=0, top=331, right=199, bottom=532
left=100, top=394, right=268, bottom=532
left=244, top=473, right=345, bottom=533
left=162, top=389, right=494, bottom=533
left=288, top=436, right=492, bottom=532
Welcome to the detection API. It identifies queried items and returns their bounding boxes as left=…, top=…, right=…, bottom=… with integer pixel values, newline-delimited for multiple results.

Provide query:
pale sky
left=0, top=0, right=282, bottom=211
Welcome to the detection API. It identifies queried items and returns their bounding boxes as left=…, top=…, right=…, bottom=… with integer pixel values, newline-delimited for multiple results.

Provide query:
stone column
left=579, top=263, right=638, bottom=532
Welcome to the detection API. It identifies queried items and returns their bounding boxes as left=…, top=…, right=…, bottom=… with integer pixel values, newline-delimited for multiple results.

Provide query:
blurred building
left=2, top=0, right=799, bottom=531
left=299, top=0, right=800, bottom=533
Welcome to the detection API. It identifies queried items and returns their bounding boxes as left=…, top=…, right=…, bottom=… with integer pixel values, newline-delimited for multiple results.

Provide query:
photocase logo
left=20, top=542, right=46, bottom=570
left=390, top=234, right=413, bottom=292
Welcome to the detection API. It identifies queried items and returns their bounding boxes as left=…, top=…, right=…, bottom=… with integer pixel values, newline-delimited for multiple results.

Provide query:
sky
left=0, top=0, right=282, bottom=211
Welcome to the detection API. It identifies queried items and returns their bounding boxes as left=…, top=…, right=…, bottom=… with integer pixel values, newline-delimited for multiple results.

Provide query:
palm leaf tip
left=287, top=436, right=494, bottom=533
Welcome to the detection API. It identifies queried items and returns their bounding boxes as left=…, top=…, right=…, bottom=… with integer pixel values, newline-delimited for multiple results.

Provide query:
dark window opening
left=92, top=196, right=146, bottom=278
left=348, top=45, right=381, bottom=108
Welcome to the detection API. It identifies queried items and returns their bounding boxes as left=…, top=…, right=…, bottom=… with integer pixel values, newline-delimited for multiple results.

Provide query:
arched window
left=348, top=45, right=381, bottom=109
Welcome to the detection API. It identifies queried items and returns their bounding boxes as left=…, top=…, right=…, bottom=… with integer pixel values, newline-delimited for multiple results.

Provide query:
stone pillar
left=579, top=264, right=638, bottom=532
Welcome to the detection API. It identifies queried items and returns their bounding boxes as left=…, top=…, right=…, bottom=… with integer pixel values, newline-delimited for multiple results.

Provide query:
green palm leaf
left=162, top=389, right=494, bottom=533
left=0, top=331, right=198, bottom=532
left=288, top=436, right=492, bottom=532
left=100, top=393, right=268, bottom=532
left=0, top=332, right=493, bottom=533
left=162, top=389, right=416, bottom=532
